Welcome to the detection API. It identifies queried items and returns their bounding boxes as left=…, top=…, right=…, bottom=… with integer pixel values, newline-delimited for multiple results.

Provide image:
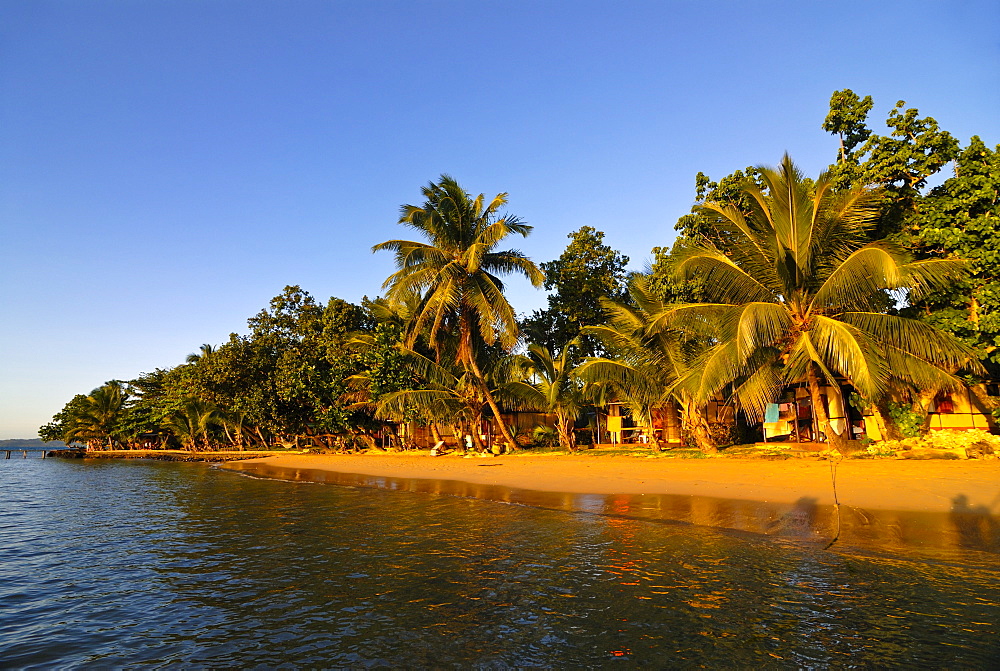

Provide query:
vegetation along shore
left=41, top=91, right=1000, bottom=472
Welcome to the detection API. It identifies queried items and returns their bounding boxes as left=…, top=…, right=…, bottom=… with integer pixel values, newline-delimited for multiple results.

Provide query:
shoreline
left=220, top=452, right=1000, bottom=515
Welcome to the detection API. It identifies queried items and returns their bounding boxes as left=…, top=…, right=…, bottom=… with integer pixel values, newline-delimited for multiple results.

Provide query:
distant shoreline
left=0, top=439, right=68, bottom=449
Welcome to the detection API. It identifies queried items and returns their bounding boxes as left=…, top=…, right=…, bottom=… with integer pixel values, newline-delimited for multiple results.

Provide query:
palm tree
left=502, top=339, right=593, bottom=452
left=373, top=175, right=544, bottom=450
left=64, top=381, right=131, bottom=450
left=580, top=276, right=718, bottom=453
left=162, top=398, right=222, bottom=451
left=373, top=347, right=491, bottom=451
left=185, top=344, right=216, bottom=364
left=664, top=154, right=979, bottom=452
left=218, top=409, right=252, bottom=450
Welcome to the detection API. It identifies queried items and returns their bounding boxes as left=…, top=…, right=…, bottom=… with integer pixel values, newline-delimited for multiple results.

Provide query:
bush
left=532, top=425, right=559, bottom=448
left=888, top=401, right=924, bottom=438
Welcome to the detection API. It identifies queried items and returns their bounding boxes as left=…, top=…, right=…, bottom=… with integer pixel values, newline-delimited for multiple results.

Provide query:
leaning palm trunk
left=678, top=394, right=716, bottom=454
left=914, top=386, right=938, bottom=433
left=556, top=412, right=576, bottom=452
left=806, top=366, right=848, bottom=452
left=867, top=401, right=892, bottom=441
left=873, top=398, right=902, bottom=441
left=465, top=347, right=519, bottom=451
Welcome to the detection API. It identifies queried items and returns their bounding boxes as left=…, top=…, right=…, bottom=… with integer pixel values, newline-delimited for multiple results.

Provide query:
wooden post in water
left=4, top=450, right=9, bottom=459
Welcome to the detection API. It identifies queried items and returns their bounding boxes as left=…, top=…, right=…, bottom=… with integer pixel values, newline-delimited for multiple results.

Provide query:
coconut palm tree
left=373, top=175, right=544, bottom=450
left=64, top=381, right=131, bottom=450
left=218, top=409, right=253, bottom=450
left=664, top=154, right=979, bottom=452
left=162, top=398, right=222, bottom=451
left=373, top=348, right=491, bottom=452
left=185, top=344, right=216, bottom=364
left=580, top=275, right=719, bottom=453
left=502, top=339, right=593, bottom=452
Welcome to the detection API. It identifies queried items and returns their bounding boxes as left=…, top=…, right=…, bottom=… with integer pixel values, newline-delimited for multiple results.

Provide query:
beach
left=221, top=452, right=1000, bottom=515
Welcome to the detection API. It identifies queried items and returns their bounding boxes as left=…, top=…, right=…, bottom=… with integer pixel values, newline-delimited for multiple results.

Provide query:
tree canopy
left=521, top=226, right=630, bottom=356
left=40, top=95, right=1000, bottom=453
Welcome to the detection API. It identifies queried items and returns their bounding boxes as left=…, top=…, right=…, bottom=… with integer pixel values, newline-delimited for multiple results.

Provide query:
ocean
left=1, top=458, right=998, bottom=668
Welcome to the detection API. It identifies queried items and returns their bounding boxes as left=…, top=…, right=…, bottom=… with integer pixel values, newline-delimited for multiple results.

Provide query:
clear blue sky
left=2, top=0, right=998, bottom=438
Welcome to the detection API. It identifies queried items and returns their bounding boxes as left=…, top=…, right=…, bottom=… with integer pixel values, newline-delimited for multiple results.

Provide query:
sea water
left=1, top=458, right=998, bottom=668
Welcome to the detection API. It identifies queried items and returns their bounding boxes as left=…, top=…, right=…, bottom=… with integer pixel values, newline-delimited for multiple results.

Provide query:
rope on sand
left=823, top=455, right=842, bottom=550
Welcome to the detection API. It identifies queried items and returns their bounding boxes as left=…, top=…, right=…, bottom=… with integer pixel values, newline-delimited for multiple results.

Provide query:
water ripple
left=1, top=459, right=999, bottom=668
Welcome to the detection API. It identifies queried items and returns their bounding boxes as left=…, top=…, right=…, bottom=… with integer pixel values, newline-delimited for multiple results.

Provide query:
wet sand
left=221, top=452, right=1000, bottom=514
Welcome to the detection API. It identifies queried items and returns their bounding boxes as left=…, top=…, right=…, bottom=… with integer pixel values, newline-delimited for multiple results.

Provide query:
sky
left=2, top=0, right=998, bottom=438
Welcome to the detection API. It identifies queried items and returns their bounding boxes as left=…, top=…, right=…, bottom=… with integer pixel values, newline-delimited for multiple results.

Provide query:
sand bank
left=221, top=452, right=1000, bottom=515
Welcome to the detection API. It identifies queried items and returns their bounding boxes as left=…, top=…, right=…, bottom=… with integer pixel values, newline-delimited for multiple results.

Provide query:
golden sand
left=221, top=452, right=1000, bottom=514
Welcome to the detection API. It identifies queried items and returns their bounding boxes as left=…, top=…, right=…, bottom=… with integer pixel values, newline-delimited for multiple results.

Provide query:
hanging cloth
left=765, top=403, right=780, bottom=423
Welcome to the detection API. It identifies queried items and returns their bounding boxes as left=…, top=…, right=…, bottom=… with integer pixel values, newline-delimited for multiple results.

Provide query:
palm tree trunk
left=557, top=412, right=575, bottom=452
left=450, top=424, right=465, bottom=453
left=807, top=366, right=848, bottom=453
left=690, top=422, right=717, bottom=454
left=914, top=387, right=937, bottom=434
left=465, top=352, right=519, bottom=452
left=871, top=399, right=902, bottom=441
left=679, top=395, right=717, bottom=454
left=471, top=427, right=486, bottom=452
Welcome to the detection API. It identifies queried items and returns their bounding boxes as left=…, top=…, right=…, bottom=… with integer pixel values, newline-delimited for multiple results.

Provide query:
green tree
left=373, top=175, right=544, bottom=450
left=39, top=394, right=91, bottom=444
left=373, top=346, right=504, bottom=452
left=900, top=137, right=1000, bottom=370
left=822, top=89, right=874, bottom=165
left=822, top=90, right=999, bottom=394
left=672, top=168, right=763, bottom=246
left=667, top=155, right=978, bottom=452
left=185, top=344, right=216, bottom=364
left=48, top=381, right=132, bottom=449
left=520, top=227, right=629, bottom=355
left=196, top=286, right=372, bottom=446
left=580, top=275, right=718, bottom=453
left=161, top=398, right=222, bottom=451
left=503, top=339, right=593, bottom=451
left=823, top=89, right=961, bottom=238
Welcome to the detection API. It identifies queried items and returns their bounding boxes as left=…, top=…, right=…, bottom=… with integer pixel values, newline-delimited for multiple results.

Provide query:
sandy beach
left=222, top=452, right=1000, bottom=515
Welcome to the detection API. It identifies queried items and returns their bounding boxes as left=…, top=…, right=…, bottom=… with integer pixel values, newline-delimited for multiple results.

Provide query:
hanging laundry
left=765, top=403, right=780, bottom=423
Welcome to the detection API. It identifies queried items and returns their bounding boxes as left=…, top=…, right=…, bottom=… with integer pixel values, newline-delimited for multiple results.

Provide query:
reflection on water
left=229, top=461, right=1000, bottom=560
left=1, top=459, right=998, bottom=668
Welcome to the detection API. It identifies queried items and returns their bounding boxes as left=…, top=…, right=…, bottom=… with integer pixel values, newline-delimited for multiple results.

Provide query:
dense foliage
left=41, top=92, right=999, bottom=452
left=520, top=226, right=629, bottom=356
